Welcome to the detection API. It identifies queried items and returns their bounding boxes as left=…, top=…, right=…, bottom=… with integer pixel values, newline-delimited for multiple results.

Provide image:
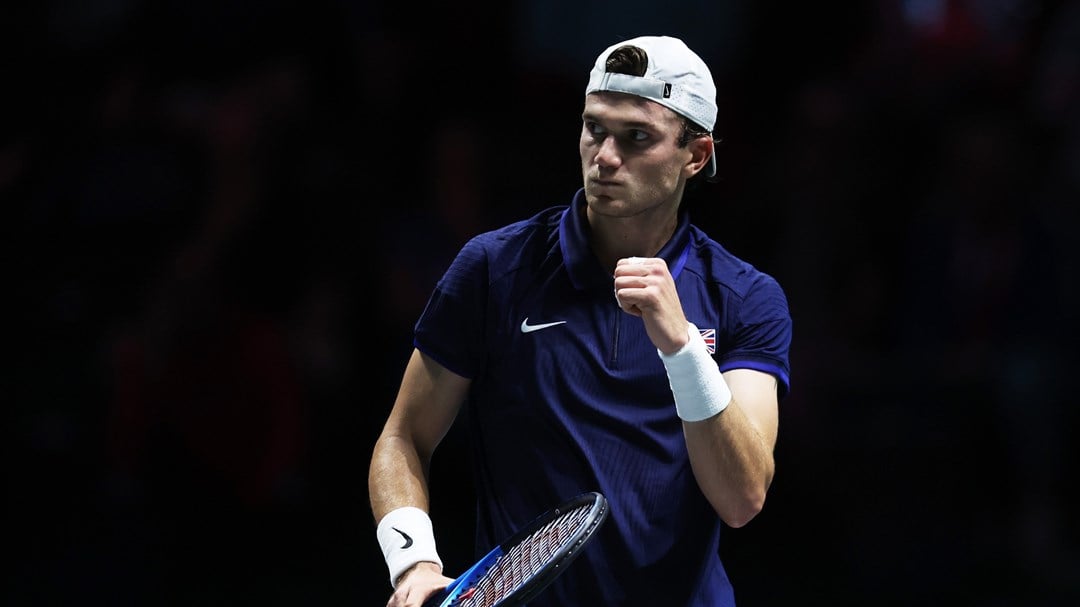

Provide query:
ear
left=684, top=136, right=714, bottom=178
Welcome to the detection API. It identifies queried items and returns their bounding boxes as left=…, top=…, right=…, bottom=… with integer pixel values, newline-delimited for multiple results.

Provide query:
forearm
left=683, top=400, right=774, bottom=528
left=656, top=322, right=777, bottom=527
left=369, top=433, right=432, bottom=522
left=369, top=433, right=447, bottom=588
left=369, top=349, right=466, bottom=521
left=369, top=350, right=469, bottom=593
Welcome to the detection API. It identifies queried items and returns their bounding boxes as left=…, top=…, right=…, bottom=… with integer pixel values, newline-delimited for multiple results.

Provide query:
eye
left=585, top=121, right=606, bottom=137
left=628, top=129, right=650, bottom=142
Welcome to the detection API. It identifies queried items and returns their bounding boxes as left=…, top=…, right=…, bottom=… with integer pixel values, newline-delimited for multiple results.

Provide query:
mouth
left=590, top=177, right=620, bottom=187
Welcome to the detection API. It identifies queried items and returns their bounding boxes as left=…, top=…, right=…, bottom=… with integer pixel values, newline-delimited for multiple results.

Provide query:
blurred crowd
left=6, top=1, right=1078, bottom=605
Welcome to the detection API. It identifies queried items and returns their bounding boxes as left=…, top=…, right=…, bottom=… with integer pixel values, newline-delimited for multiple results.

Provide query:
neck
left=588, top=204, right=680, bottom=273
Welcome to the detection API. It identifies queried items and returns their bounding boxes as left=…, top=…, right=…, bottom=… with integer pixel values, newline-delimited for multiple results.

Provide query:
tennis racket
left=421, top=491, right=608, bottom=607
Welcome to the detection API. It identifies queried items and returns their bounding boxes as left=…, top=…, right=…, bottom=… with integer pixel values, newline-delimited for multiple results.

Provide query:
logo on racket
left=391, top=527, right=414, bottom=549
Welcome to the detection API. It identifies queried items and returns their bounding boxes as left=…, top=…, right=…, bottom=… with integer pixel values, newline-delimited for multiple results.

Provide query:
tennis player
left=369, top=35, right=793, bottom=606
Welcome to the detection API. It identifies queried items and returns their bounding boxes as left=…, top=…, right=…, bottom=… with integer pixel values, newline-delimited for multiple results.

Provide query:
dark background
left=6, top=1, right=1079, bottom=605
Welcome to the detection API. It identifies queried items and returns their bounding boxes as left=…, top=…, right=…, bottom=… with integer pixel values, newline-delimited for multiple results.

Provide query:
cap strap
left=590, top=72, right=670, bottom=99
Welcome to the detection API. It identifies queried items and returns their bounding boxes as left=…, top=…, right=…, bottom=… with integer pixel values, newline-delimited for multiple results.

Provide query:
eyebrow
left=581, top=112, right=655, bottom=130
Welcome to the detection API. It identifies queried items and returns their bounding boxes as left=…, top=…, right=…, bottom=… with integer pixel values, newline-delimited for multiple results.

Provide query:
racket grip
left=419, top=547, right=498, bottom=607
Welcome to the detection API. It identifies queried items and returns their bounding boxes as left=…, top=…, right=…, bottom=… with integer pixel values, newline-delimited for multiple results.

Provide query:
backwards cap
left=586, top=35, right=718, bottom=178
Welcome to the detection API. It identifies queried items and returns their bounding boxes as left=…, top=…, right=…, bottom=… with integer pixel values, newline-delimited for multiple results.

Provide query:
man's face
left=579, top=92, right=694, bottom=218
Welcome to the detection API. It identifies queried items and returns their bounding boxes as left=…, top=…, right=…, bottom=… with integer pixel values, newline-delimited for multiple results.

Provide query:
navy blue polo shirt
left=414, top=188, right=792, bottom=606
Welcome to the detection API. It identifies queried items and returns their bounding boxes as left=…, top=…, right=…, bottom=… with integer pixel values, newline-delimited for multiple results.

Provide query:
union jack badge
left=698, top=327, right=716, bottom=354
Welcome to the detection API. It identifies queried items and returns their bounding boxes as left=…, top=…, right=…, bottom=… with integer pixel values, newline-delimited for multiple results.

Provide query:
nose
left=594, top=136, right=621, bottom=171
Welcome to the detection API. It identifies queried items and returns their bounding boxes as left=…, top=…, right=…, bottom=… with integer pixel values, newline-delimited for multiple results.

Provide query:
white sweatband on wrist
left=659, top=322, right=732, bottom=422
left=376, top=506, right=443, bottom=588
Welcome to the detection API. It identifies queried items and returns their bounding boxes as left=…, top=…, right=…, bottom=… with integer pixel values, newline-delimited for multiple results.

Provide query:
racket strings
left=456, top=505, right=593, bottom=607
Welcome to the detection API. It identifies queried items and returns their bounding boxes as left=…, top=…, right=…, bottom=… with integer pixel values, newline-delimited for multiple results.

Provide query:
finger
left=615, top=256, right=649, bottom=272
left=615, top=263, right=652, bottom=281
left=615, top=284, right=640, bottom=314
left=613, top=274, right=648, bottom=290
left=616, top=295, right=643, bottom=316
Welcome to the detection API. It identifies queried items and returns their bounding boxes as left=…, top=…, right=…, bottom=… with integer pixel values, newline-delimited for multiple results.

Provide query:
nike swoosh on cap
left=520, top=317, right=568, bottom=333
left=391, top=527, right=413, bottom=549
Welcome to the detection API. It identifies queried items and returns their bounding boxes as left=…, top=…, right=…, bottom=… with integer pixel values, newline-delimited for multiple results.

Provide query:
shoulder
left=682, top=225, right=794, bottom=330
left=455, top=206, right=565, bottom=276
left=469, top=205, right=563, bottom=247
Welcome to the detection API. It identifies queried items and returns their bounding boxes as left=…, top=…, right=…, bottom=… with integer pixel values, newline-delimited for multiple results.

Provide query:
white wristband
left=376, top=506, right=443, bottom=588
left=659, top=322, right=732, bottom=421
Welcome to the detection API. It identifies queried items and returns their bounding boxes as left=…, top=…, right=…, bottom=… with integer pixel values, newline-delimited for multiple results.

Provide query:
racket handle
left=420, top=546, right=500, bottom=606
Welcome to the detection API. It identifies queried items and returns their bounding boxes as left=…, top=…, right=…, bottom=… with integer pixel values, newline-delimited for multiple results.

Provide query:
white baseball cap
left=585, top=35, right=718, bottom=179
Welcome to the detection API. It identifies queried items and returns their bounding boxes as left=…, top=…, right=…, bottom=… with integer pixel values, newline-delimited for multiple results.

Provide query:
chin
left=585, top=194, right=636, bottom=218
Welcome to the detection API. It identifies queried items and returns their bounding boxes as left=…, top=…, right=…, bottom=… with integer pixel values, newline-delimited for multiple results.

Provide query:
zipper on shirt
left=610, top=301, right=620, bottom=367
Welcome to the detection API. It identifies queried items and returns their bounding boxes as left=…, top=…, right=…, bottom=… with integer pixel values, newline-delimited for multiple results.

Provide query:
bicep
left=723, top=368, right=779, bottom=449
left=384, top=349, right=472, bottom=462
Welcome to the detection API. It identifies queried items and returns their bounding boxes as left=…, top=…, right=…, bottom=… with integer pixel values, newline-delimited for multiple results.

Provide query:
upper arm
left=382, top=348, right=472, bottom=462
left=722, top=368, right=779, bottom=449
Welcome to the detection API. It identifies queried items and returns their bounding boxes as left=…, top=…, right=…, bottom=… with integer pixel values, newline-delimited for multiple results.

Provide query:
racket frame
left=424, top=491, right=608, bottom=607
